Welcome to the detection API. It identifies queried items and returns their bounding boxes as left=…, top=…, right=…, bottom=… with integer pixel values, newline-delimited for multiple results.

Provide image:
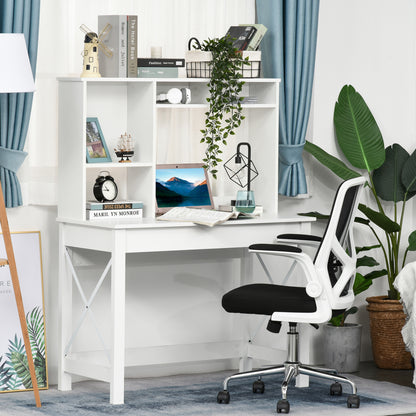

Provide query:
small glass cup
left=235, top=190, right=255, bottom=214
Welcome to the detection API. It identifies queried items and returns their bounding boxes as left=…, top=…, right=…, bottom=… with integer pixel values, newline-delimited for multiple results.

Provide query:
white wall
left=9, top=0, right=416, bottom=385
left=281, top=0, right=416, bottom=362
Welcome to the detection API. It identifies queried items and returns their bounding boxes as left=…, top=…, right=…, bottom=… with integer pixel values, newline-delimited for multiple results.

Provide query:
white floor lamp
left=0, top=33, right=41, bottom=407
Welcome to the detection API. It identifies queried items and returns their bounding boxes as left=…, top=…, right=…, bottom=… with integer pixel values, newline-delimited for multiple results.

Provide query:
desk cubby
left=58, top=77, right=280, bottom=221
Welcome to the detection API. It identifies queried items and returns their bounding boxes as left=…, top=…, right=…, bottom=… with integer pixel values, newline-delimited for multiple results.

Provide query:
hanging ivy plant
left=196, top=37, right=249, bottom=178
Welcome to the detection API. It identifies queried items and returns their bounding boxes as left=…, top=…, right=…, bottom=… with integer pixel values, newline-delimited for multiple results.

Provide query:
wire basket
left=185, top=50, right=261, bottom=78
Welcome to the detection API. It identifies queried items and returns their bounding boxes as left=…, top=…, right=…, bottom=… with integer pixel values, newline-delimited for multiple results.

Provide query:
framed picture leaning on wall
left=86, top=117, right=112, bottom=163
left=0, top=231, right=48, bottom=393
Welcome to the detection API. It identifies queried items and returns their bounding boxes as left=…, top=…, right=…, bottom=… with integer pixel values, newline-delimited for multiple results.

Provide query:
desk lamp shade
left=0, top=34, right=35, bottom=93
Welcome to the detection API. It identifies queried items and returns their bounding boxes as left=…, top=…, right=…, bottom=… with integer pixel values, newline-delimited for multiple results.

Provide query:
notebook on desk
left=155, top=163, right=214, bottom=215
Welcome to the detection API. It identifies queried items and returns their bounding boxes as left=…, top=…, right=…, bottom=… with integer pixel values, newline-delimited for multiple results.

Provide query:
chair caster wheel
left=347, top=394, right=360, bottom=408
left=253, top=379, right=265, bottom=394
left=217, top=390, right=230, bottom=404
left=330, top=382, right=342, bottom=396
left=277, top=399, right=290, bottom=413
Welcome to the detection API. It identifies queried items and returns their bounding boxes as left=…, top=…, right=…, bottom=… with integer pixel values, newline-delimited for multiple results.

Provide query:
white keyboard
left=157, top=207, right=234, bottom=227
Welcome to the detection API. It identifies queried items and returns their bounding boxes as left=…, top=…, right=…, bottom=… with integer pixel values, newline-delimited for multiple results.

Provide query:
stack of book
left=98, top=15, right=138, bottom=78
left=86, top=200, right=143, bottom=221
left=137, top=58, right=185, bottom=78
left=225, top=24, right=267, bottom=51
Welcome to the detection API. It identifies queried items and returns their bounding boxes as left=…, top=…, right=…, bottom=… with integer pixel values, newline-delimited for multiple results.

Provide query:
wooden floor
left=357, top=360, right=414, bottom=388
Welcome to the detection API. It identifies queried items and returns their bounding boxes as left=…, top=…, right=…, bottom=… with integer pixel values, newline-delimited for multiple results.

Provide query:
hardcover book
left=86, top=208, right=143, bottom=220
left=240, top=23, right=268, bottom=51
left=127, top=15, right=138, bottom=77
left=98, top=15, right=127, bottom=77
left=137, top=58, right=185, bottom=67
left=138, top=66, right=178, bottom=78
left=86, top=200, right=144, bottom=210
left=225, top=25, right=257, bottom=51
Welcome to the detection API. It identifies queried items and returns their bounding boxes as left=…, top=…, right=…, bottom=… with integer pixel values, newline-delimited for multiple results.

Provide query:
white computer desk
left=57, top=215, right=314, bottom=404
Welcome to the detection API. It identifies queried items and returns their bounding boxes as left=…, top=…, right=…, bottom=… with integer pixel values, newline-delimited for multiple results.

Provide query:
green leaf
left=355, top=216, right=370, bottom=225
left=0, top=356, right=12, bottom=389
left=362, top=269, right=387, bottom=280
left=407, top=230, right=416, bottom=251
left=356, top=244, right=381, bottom=253
left=297, top=211, right=330, bottom=220
left=304, top=141, right=361, bottom=180
left=34, top=353, right=47, bottom=387
left=10, top=351, right=32, bottom=389
left=358, top=203, right=401, bottom=233
left=372, top=144, right=409, bottom=202
left=353, top=273, right=373, bottom=295
left=344, top=306, right=359, bottom=317
left=356, top=255, right=379, bottom=268
left=401, top=148, right=416, bottom=196
left=333, top=85, right=385, bottom=172
left=26, top=307, right=45, bottom=358
left=329, top=314, right=343, bottom=326
left=329, top=306, right=358, bottom=326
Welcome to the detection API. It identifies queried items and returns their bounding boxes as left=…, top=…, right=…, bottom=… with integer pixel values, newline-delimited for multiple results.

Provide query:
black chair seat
left=222, top=283, right=317, bottom=316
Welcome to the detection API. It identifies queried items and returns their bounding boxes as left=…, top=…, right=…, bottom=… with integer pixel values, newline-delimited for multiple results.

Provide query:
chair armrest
left=276, top=233, right=322, bottom=247
left=249, top=243, right=322, bottom=298
left=249, top=243, right=302, bottom=253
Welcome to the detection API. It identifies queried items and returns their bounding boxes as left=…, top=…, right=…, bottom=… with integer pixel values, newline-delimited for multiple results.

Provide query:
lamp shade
left=0, top=34, right=35, bottom=93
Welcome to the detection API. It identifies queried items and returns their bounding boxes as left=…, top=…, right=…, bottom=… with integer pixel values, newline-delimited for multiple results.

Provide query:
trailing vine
left=196, top=36, right=249, bottom=178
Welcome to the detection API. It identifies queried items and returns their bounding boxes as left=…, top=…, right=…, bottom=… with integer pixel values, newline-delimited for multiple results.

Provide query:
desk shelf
left=58, top=77, right=280, bottom=221
left=84, top=162, right=153, bottom=169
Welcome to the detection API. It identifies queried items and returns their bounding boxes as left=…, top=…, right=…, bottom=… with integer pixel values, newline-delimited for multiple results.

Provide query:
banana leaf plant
left=304, top=84, right=416, bottom=301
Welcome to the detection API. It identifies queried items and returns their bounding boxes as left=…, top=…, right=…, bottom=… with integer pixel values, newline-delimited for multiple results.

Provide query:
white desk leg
left=110, top=229, right=126, bottom=404
left=58, top=224, right=72, bottom=391
left=297, top=222, right=312, bottom=388
left=239, top=248, right=254, bottom=372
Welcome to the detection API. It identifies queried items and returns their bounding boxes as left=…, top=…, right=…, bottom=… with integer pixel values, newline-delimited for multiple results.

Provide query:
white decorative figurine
left=79, top=24, right=112, bottom=78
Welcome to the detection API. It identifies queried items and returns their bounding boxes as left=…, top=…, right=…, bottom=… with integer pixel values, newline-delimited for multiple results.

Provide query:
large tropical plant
left=305, top=84, right=416, bottom=300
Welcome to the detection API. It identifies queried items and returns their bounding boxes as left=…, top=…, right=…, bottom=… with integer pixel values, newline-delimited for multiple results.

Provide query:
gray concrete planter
left=323, top=323, right=362, bottom=373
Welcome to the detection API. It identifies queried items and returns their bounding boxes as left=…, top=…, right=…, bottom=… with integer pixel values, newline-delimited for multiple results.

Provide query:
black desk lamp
left=224, top=142, right=258, bottom=213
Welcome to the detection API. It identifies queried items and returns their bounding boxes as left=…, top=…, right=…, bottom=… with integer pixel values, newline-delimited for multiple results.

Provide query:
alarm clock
left=93, top=171, right=118, bottom=202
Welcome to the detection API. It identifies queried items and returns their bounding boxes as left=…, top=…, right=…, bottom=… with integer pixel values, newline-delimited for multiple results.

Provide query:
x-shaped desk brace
left=63, top=248, right=112, bottom=364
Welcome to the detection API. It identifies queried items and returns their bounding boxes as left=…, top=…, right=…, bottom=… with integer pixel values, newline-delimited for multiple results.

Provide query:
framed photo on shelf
left=86, top=117, right=112, bottom=163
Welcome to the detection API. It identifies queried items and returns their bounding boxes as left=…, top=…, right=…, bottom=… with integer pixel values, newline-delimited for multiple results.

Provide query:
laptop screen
left=155, top=163, right=214, bottom=214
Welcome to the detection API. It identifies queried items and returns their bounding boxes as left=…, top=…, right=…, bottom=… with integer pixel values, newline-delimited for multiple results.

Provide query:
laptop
left=155, top=163, right=214, bottom=215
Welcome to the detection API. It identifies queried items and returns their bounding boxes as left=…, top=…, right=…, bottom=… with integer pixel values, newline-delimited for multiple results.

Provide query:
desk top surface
left=57, top=215, right=315, bottom=230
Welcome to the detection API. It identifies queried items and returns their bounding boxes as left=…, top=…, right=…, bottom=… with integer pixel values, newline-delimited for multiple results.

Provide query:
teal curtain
left=0, top=0, right=40, bottom=207
left=256, top=0, right=319, bottom=196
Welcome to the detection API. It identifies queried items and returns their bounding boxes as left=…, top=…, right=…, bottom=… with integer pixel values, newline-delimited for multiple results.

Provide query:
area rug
left=1, top=371, right=416, bottom=416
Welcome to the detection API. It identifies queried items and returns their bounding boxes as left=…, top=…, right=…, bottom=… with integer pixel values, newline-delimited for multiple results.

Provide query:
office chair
left=217, top=176, right=366, bottom=413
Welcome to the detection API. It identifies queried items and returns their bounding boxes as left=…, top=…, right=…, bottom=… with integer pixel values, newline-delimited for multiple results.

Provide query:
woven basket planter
left=366, top=295, right=412, bottom=369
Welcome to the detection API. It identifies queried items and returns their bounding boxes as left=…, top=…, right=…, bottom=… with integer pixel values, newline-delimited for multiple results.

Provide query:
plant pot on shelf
left=323, top=323, right=362, bottom=373
left=366, top=295, right=412, bottom=369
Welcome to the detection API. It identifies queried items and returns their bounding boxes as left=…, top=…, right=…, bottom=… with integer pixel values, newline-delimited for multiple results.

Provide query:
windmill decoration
left=80, top=23, right=112, bottom=77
